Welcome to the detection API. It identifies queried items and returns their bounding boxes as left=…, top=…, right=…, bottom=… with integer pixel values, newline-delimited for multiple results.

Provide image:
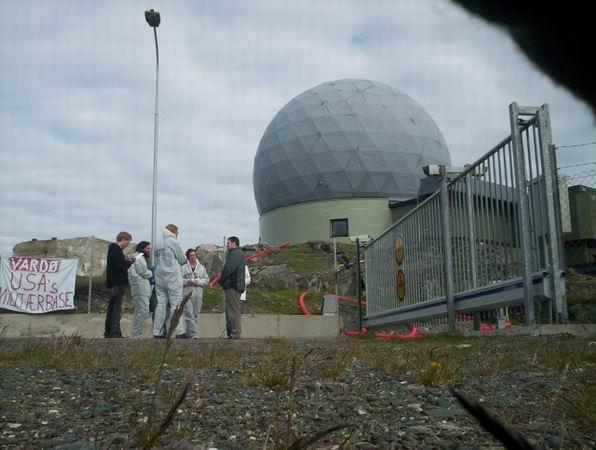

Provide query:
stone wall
left=12, top=237, right=115, bottom=277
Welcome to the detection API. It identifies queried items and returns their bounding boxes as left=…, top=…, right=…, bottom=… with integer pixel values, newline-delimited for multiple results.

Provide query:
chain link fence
left=557, top=151, right=596, bottom=274
left=557, top=145, right=596, bottom=322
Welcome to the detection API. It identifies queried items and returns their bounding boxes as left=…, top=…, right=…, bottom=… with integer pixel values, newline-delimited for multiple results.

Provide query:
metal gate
left=364, top=103, right=567, bottom=329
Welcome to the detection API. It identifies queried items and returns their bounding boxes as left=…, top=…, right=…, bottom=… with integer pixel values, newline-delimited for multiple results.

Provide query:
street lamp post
left=145, top=9, right=160, bottom=266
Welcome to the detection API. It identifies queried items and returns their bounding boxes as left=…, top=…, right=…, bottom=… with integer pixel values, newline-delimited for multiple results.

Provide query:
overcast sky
left=1, top=0, right=594, bottom=257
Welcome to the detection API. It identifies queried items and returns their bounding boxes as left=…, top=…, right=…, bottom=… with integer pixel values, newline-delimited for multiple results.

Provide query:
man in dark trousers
left=218, top=236, right=245, bottom=339
left=104, top=231, right=133, bottom=338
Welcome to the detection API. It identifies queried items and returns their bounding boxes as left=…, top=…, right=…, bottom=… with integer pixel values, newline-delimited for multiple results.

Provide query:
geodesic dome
left=253, top=79, right=451, bottom=215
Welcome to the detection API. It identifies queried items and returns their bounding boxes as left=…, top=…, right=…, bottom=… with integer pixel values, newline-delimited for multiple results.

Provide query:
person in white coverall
left=128, top=241, right=153, bottom=339
left=181, top=248, right=209, bottom=338
left=152, top=224, right=187, bottom=338
left=240, top=265, right=251, bottom=314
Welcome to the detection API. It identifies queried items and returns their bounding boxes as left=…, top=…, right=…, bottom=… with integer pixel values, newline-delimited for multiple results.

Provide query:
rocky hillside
left=199, top=241, right=361, bottom=317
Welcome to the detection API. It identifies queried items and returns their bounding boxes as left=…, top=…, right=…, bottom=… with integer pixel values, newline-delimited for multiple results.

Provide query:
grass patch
left=556, top=382, right=596, bottom=433
left=247, top=289, right=303, bottom=314
left=565, top=272, right=596, bottom=305
left=203, top=288, right=328, bottom=315
left=1, top=334, right=113, bottom=372
left=318, top=352, right=350, bottom=380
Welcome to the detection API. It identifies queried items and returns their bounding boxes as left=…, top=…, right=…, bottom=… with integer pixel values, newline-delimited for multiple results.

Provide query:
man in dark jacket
left=218, top=236, right=245, bottom=339
left=104, top=231, right=133, bottom=338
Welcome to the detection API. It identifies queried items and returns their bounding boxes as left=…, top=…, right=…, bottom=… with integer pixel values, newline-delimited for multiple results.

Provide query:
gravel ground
left=1, top=335, right=595, bottom=449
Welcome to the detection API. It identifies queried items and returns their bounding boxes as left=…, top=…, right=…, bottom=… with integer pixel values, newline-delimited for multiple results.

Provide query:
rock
left=252, top=264, right=300, bottom=289
left=407, top=403, right=423, bottom=413
left=196, top=244, right=226, bottom=277
left=426, top=407, right=467, bottom=417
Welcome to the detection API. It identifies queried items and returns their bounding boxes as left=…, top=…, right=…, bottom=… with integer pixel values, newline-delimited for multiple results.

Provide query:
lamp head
left=145, top=9, right=161, bottom=27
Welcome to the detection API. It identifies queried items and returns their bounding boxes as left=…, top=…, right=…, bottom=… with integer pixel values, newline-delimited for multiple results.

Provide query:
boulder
left=196, top=244, right=226, bottom=278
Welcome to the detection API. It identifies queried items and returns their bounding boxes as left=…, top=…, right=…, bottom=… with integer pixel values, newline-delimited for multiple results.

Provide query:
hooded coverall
left=181, top=260, right=209, bottom=338
left=128, top=253, right=152, bottom=338
left=152, top=228, right=187, bottom=337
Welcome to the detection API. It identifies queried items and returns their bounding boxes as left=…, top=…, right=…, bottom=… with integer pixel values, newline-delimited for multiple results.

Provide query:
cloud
left=0, top=0, right=593, bottom=258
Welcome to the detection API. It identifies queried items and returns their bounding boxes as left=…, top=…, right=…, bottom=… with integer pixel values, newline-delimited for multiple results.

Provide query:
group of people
left=104, top=225, right=249, bottom=339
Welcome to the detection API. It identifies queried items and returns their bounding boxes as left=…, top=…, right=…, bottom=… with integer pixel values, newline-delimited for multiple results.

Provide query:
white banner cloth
left=0, top=256, right=78, bottom=313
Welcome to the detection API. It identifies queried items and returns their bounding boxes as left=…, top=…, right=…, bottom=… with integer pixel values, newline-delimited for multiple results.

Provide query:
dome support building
left=253, top=79, right=451, bottom=245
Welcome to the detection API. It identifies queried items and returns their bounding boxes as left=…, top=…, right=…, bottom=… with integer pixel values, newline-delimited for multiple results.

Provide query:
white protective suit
left=240, top=265, right=251, bottom=302
left=152, top=228, right=187, bottom=337
left=181, top=260, right=209, bottom=338
left=128, top=253, right=153, bottom=338
left=240, top=265, right=251, bottom=314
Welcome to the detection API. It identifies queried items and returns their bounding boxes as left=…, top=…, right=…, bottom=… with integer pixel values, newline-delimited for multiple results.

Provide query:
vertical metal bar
left=430, top=202, right=437, bottom=298
left=510, top=102, right=535, bottom=324
left=537, top=104, right=568, bottom=322
left=523, top=125, right=545, bottom=323
left=471, top=171, right=482, bottom=285
left=489, top=155, right=499, bottom=282
left=503, top=144, right=513, bottom=277
left=456, top=184, right=466, bottom=291
left=409, top=217, right=418, bottom=305
left=434, top=196, right=443, bottom=298
left=401, top=221, right=408, bottom=306
left=150, top=27, right=160, bottom=267
left=455, top=185, right=463, bottom=292
left=507, top=142, right=522, bottom=278
left=450, top=186, right=458, bottom=292
left=426, top=202, right=433, bottom=299
left=466, top=173, right=478, bottom=290
left=356, top=238, right=362, bottom=330
left=487, top=156, right=495, bottom=284
left=394, top=224, right=398, bottom=310
left=532, top=125, right=548, bottom=270
left=479, top=165, right=489, bottom=286
left=496, top=148, right=507, bottom=279
left=440, top=176, right=455, bottom=330
left=525, top=127, right=541, bottom=271
left=87, top=236, right=94, bottom=314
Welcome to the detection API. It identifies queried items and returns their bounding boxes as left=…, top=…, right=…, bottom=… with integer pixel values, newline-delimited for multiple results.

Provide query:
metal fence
left=558, top=162, right=596, bottom=274
left=364, top=103, right=567, bottom=329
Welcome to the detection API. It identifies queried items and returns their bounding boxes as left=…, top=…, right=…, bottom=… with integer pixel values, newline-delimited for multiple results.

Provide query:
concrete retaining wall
left=0, top=313, right=343, bottom=339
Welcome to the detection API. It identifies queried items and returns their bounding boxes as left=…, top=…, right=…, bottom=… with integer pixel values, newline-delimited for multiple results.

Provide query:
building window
left=330, top=218, right=349, bottom=237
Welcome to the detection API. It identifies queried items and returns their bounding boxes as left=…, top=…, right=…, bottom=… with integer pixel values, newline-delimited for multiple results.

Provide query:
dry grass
left=0, top=334, right=113, bottom=372
left=2, top=332, right=595, bottom=448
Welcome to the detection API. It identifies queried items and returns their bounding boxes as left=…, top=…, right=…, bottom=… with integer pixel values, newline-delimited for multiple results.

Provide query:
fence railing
left=364, top=103, right=567, bottom=329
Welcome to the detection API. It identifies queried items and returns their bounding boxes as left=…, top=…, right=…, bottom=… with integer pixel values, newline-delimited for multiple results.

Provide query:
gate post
left=509, top=102, right=535, bottom=324
left=440, top=172, right=455, bottom=331
left=537, top=104, right=568, bottom=322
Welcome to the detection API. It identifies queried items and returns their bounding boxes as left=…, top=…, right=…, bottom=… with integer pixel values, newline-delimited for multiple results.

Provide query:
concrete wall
left=259, top=198, right=393, bottom=245
left=0, top=313, right=343, bottom=339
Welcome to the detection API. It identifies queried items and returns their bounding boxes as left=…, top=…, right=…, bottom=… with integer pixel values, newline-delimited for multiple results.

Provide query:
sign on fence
left=0, top=257, right=78, bottom=313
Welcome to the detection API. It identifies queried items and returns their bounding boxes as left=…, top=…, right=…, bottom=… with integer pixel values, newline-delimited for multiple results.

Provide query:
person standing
left=182, top=248, right=209, bottom=338
left=105, top=231, right=133, bottom=338
left=152, top=224, right=187, bottom=338
left=128, top=241, right=153, bottom=339
left=218, top=236, right=245, bottom=339
left=239, top=265, right=251, bottom=314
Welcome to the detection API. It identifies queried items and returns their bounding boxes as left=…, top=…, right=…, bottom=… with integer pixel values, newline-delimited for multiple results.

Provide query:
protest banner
left=0, top=256, right=78, bottom=313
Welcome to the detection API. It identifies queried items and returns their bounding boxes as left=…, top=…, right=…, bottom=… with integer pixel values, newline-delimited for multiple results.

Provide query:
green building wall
left=259, top=198, right=394, bottom=245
